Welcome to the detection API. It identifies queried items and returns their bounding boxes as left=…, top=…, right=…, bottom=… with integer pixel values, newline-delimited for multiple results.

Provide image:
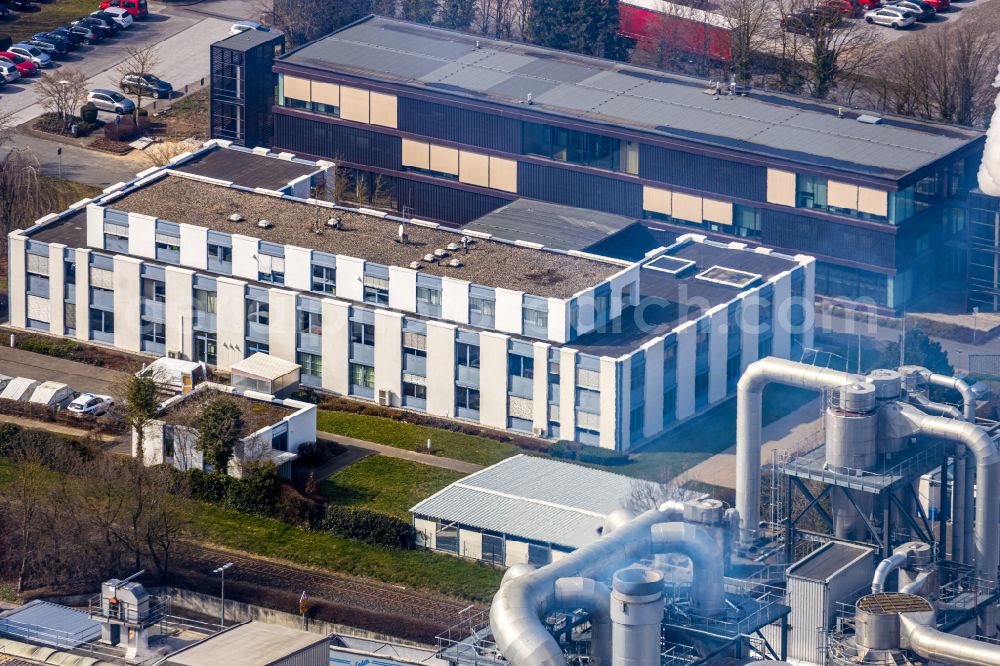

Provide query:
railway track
left=177, top=543, right=482, bottom=626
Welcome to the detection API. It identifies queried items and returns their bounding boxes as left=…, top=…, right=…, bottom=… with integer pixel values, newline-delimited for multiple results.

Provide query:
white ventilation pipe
left=555, top=577, right=613, bottom=665
left=650, top=522, right=726, bottom=615
left=871, top=552, right=908, bottom=594
left=908, top=392, right=963, bottom=420
left=901, top=614, right=1000, bottom=666
left=926, top=372, right=977, bottom=422
left=977, top=63, right=1000, bottom=196
left=736, top=358, right=862, bottom=543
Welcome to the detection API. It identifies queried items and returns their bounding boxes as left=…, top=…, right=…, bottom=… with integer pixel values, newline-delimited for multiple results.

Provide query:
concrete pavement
left=316, top=430, right=484, bottom=474
left=0, top=344, right=126, bottom=394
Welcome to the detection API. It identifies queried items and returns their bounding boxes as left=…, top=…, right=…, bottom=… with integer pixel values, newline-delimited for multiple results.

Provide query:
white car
left=0, top=62, right=20, bottom=84
left=67, top=393, right=115, bottom=417
left=9, top=43, right=51, bottom=69
left=863, top=6, right=915, bottom=27
left=95, top=7, right=133, bottom=28
left=229, top=20, right=272, bottom=35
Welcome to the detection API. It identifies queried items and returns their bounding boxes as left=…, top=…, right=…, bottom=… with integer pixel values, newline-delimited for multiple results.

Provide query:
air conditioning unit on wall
left=378, top=389, right=392, bottom=406
left=532, top=426, right=546, bottom=437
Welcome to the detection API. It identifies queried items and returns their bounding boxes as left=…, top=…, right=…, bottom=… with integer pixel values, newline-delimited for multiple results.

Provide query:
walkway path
left=0, top=414, right=119, bottom=442
left=681, top=396, right=824, bottom=489
left=316, top=431, right=484, bottom=474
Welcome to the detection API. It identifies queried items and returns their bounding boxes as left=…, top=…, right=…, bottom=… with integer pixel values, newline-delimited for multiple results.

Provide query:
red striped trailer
left=620, top=0, right=732, bottom=62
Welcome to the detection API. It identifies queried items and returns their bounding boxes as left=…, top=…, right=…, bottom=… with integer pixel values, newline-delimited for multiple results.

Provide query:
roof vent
left=257, top=219, right=273, bottom=229
left=448, top=258, right=464, bottom=268
left=424, top=253, right=437, bottom=262
left=228, top=213, right=244, bottom=223
left=446, top=242, right=461, bottom=251
left=857, top=114, right=882, bottom=125
left=526, top=92, right=533, bottom=105
left=410, top=261, right=423, bottom=270
left=434, top=248, right=449, bottom=258
left=326, top=216, right=342, bottom=230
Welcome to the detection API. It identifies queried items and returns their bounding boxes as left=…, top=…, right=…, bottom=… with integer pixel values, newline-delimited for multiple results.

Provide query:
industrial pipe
left=650, top=522, right=726, bottom=615
left=554, top=577, right=612, bottom=665
left=871, top=552, right=907, bottom=594
left=736, top=357, right=861, bottom=544
left=907, top=393, right=963, bottom=420
left=926, top=373, right=977, bottom=422
left=901, top=615, right=1000, bottom=666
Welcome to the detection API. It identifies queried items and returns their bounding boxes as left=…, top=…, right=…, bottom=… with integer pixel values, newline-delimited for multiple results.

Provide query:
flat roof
left=212, top=27, right=283, bottom=52
left=465, top=199, right=639, bottom=251
left=788, top=542, right=873, bottom=582
left=230, top=352, right=301, bottom=381
left=106, top=174, right=620, bottom=298
left=411, top=454, right=655, bottom=549
left=278, top=15, right=982, bottom=179
left=29, top=209, right=86, bottom=247
left=165, top=622, right=326, bottom=666
left=571, top=239, right=798, bottom=356
left=171, top=146, right=320, bottom=191
left=0, top=600, right=100, bottom=649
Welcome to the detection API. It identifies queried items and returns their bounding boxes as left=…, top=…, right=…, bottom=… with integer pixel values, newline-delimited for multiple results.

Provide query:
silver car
left=864, top=6, right=916, bottom=27
left=87, top=88, right=136, bottom=114
left=9, top=43, right=51, bottom=68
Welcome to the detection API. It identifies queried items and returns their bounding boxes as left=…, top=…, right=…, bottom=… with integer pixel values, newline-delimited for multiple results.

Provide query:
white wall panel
left=643, top=338, right=664, bottom=439
left=336, top=255, right=365, bottom=302
left=559, top=347, right=577, bottom=437
left=494, top=288, right=523, bottom=335
left=388, top=265, right=417, bottom=312
left=113, top=255, right=142, bottom=352
left=8, top=235, right=25, bottom=329
left=441, top=276, right=470, bottom=325
left=374, top=309, right=403, bottom=406
left=86, top=204, right=105, bottom=250
left=532, top=342, right=550, bottom=432
left=165, top=266, right=194, bottom=360
left=675, top=322, right=696, bottom=420
left=47, top=243, right=66, bottom=334
left=599, top=356, right=619, bottom=450
left=179, top=224, right=208, bottom=270
left=321, top=298, right=350, bottom=394
left=772, top=274, right=792, bottom=359
left=268, top=289, right=298, bottom=363
left=707, top=306, right=728, bottom=404
left=425, top=321, right=457, bottom=416
left=479, top=332, right=509, bottom=429
left=216, top=278, right=246, bottom=371
left=74, top=248, right=91, bottom=341
left=283, top=246, right=312, bottom=291
left=739, top=290, right=759, bottom=372
left=127, top=213, right=156, bottom=259
left=231, top=234, right=260, bottom=281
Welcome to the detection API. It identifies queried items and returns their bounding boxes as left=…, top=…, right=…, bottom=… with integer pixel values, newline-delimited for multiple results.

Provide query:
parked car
left=45, top=27, right=83, bottom=49
left=66, top=23, right=104, bottom=43
left=3, top=0, right=34, bottom=10
left=919, top=0, right=949, bottom=10
left=120, top=72, right=172, bottom=99
left=98, top=0, right=147, bottom=18
left=34, top=30, right=78, bottom=51
left=9, top=43, right=51, bottom=68
left=864, top=5, right=915, bottom=26
left=87, top=88, right=135, bottom=114
left=780, top=11, right=833, bottom=35
left=229, top=20, right=271, bottom=35
left=0, top=61, right=19, bottom=83
left=88, top=11, right=122, bottom=32
left=0, top=51, right=37, bottom=76
left=73, top=16, right=115, bottom=37
left=885, top=0, right=935, bottom=18
left=818, top=0, right=861, bottom=14
left=97, top=6, right=132, bottom=27
left=67, top=393, right=115, bottom=417
left=27, top=38, right=67, bottom=58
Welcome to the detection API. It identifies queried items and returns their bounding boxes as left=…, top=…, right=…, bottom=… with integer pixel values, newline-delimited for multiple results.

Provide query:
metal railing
left=775, top=440, right=944, bottom=492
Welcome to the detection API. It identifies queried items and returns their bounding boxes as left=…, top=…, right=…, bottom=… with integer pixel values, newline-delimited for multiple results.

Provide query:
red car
left=0, top=51, right=38, bottom=77
left=98, top=0, right=147, bottom=18
left=819, top=0, right=865, bottom=14
left=920, top=0, right=948, bottom=10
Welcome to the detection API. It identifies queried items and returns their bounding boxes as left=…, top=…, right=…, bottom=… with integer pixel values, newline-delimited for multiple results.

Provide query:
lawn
left=43, top=176, right=101, bottom=210
left=618, top=384, right=817, bottom=481
left=4, top=0, right=103, bottom=43
left=319, top=455, right=465, bottom=521
left=316, top=410, right=519, bottom=467
left=156, top=88, right=209, bottom=140
left=189, top=502, right=503, bottom=603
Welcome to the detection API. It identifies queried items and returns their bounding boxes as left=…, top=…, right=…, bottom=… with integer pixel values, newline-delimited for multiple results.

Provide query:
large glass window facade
left=523, top=121, right=622, bottom=172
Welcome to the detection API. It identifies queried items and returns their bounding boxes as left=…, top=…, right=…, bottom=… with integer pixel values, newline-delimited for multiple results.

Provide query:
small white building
left=134, top=382, right=316, bottom=478
left=28, top=381, right=75, bottom=408
left=230, top=353, right=300, bottom=396
left=411, top=454, right=658, bottom=566
left=0, top=377, right=39, bottom=402
left=164, top=621, right=328, bottom=666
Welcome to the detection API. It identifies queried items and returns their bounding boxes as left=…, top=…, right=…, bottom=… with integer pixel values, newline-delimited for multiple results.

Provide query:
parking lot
left=0, top=0, right=239, bottom=126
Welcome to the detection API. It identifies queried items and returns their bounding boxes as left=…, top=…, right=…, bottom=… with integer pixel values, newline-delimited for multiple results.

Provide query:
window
left=208, top=243, right=232, bottom=265
left=247, top=340, right=269, bottom=355
left=299, top=310, right=322, bottom=335
left=311, top=265, right=336, bottom=294
left=436, top=523, right=458, bottom=553
left=482, top=533, right=505, bottom=565
left=142, top=278, right=165, bottom=302
left=298, top=351, right=322, bottom=378
left=141, top=321, right=165, bottom=345
left=155, top=233, right=180, bottom=263
left=522, top=307, right=548, bottom=337
left=523, top=121, right=622, bottom=171
left=527, top=543, right=551, bottom=566
left=194, top=288, right=217, bottom=314
left=416, top=286, right=442, bottom=316
left=456, top=386, right=480, bottom=411
left=89, top=309, right=114, bottom=334
left=195, top=331, right=217, bottom=365
left=64, top=303, right=76, bottom=332
left=695, top=371, right=709, bottom=407
left=258, top=253, right=285, bottom=284
left=105, top=224, right=129, bottom=252
left=796, top=174, right=828, bottom=210
left=457, top=342, right=480, bottom=368
left=363, top=274, right=389, bottom=305
left=350, top=363, right=375, bottom=389
left=403, top=331, right=427, bottom=356
left=469, top=296, right=495, bottom=327
left=733, top=205, right=761, bottom=237
left=351, top=321, right=375, bottom=346
left=403, top=382, right=427, bottom=400
left=247, top=300, right=269, bottom=325
left=509, top=354, right=534, bottom=379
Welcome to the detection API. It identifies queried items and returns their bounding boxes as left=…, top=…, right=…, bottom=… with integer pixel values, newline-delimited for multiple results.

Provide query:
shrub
left=320, top=506, right=416, bottom=550
left=0, top=423, right=22, bottom=456
left=549, top=440, right=575, bottom=459
left=577, top=445, right=629, bottom=466
left=188, top=468, right=231, bottom=504
left=104, top=116, right=139, bottom=142
left=276, top=484, right=323, bottom=527
left=16, top=335, right=82, bottom=358
left=80, top=103, right=98, bottom=124
left=225, top=468, right=280, bottom=516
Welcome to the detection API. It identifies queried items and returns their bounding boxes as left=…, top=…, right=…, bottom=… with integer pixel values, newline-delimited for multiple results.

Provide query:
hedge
left=320, top=506, right=416, bottom=550
left=187, top=468, right=280, bottom=517
left=549, top=440, right=629, bottom=466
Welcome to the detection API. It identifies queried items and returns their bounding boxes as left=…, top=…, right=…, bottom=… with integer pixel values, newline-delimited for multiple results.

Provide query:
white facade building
left=8, top=142, right=814, bottom=451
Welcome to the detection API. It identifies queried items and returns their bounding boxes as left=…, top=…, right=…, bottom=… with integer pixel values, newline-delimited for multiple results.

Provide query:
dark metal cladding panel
left=516, top=162, right=643, bottom=218
left=639, top=144, right=767, bottom=201
left=398, top=96, right=521, bottom=153
left=398, top=178, right=511, bottom=225
left=273, top=114, right=402, bottom=170
left=761, top=208, right=897, bottom=269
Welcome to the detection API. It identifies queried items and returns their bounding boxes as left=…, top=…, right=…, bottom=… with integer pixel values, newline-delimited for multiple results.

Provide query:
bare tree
left=34, top=67, right=88, bottom=129
left=0, top=149, right=46, bottom=257
left=115, top=44, right=161, bottom=124
left=717, top=0, right=771, bottom=84
left=141, top=141, right=194, bottom=167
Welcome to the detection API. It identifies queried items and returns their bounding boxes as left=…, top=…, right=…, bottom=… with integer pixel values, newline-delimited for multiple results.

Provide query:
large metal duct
left=871, top=542, right=932, bottom=594
left=610, top=568, right=665, bottom=666
left=901, top=614, right=1000, bottom=666
left=650, top=522, right=725, bottom=615
left=736, top=358, right=861, bottom=543
left=926, top=372, right=977, bottom=422
left=555, top=577, right=613, bottom=665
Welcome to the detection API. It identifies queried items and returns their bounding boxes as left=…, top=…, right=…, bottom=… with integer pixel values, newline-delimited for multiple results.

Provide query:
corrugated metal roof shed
left=0, top=600, right=100, bottom=649
left=280, top=16, right=982, bottom=179
left=410, top=455, right=651, bottom=549
left=165, top=621, right=327, bottom=666
left=230, top=353, right=301, bottom=382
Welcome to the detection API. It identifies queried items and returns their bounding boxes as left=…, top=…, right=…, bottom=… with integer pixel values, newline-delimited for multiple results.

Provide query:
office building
left=227, top=15, right=983, bottom=312
left=7, top=143, right=813, bottom=450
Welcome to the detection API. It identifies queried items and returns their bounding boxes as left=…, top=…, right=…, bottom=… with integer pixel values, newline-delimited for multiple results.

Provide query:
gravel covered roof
left=111, top=175, right=620, bottom=298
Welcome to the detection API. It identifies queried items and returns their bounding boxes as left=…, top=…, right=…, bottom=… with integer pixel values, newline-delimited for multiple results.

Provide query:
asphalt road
left=0, top=344, right=126, bottom=394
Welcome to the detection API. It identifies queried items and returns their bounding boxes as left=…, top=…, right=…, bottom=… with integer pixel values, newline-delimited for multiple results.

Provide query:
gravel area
left=111, top=175, right=620, bottom=298
left=160, top=389, right=294, bottom=437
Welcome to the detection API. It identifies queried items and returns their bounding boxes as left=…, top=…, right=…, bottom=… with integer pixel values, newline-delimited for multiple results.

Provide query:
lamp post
left=213, top=563, right=233, bottom=628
